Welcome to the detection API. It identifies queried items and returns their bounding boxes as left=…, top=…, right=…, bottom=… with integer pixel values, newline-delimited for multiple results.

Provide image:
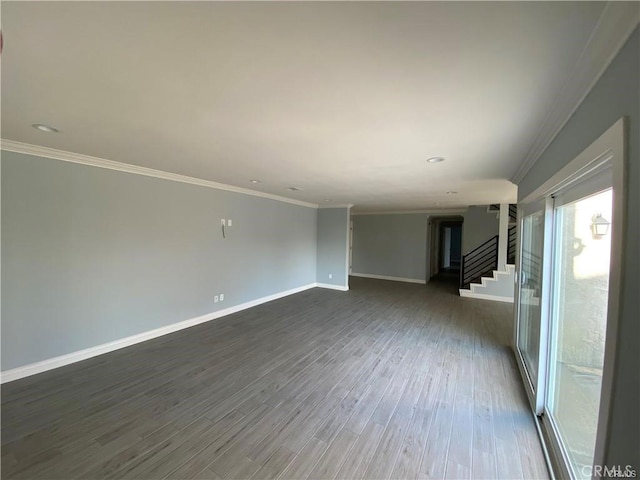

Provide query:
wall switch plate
left=221, top=219, right=226, bottom=226
left=219, top=294, right=224, bottom=301
left=329, top=273, right=332, bottom=279
left=227, top=219, right=232, bottom=226
left=214, top=295, right=219, bottom=303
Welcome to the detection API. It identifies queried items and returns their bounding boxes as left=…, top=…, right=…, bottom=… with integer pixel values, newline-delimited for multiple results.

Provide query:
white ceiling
left=0, top=1, right=629, bottom=211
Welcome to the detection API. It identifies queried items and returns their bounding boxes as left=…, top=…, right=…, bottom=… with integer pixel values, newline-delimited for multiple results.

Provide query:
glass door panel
left=546, top=188, right=613, bottom=479
left=516, top=210, right=545, bottom=399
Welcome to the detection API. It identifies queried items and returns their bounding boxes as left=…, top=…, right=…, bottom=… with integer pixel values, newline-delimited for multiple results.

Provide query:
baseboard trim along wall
left=316, top=283, right=349, bottom=291
left=1, top=282, right=345, bottom=384
left=350, top=272, right=426, bottom=284
left=458, top=290, right=514, bottom=303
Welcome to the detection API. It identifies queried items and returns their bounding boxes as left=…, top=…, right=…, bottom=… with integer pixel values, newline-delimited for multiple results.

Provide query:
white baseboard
left=350, top=273, right=426, bottom=284
left=315, top=282, right=349, bottom=291
left=0, top=283, right=317, bottom=384
left=459, top=289, right=514, bottom=303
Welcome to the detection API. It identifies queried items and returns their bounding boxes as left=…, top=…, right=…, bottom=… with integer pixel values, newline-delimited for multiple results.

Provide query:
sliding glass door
left=515, top=175, right=619, bottom=479
left=545, top=186, right=613, bottom=479
left=516, top=185, right=615, bottom=478
left=515, top=204, right=546, bottom=411
left=513, top=118, right=625, bottom=480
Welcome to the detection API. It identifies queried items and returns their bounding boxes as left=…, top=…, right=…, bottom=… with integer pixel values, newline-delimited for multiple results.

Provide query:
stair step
left=461, top=264, right=516, bottom=289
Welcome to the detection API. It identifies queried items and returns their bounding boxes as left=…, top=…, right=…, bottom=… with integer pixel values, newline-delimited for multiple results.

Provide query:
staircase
left=459, top=264, right=516, bottom=302
left=459, top=204, right=517, bottom=302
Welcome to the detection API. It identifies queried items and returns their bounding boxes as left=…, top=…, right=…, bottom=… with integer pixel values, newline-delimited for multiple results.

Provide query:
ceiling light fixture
left=32, top=123, right=59, bottom=133
left=446, top=191, right=458, bottom=195
left=287, top=186, right=302, bottom=191
left=250, top=179, right=261, bottom=184
left=426, top=157, right=445, bottom=163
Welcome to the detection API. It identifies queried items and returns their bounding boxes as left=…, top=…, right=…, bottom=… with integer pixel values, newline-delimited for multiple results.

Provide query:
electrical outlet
left=329, top=273, right=333, bottom=279
left=214, top=295, right=219, bottom=303
left=219, top=293, right=224, bottom=302
left=227, top=219, right=232, bottom=227
left=221, top=219, right=226, bottom=226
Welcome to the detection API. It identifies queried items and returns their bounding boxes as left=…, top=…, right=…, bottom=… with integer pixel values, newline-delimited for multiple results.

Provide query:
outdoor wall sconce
left=591, top=213, right=610, bottom=239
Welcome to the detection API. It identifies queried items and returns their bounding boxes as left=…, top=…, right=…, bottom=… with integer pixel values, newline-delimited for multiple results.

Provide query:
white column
left=497, top=203, right=509, bottom=270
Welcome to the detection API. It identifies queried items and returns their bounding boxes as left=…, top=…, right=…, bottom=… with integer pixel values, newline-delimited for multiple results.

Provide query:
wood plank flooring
left=1, top=277, right=549, bottom=479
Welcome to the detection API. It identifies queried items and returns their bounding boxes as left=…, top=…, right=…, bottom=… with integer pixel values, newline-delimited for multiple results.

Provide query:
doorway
left=428, top=216, right=463, bottom=283
left=439, top=222, right=462, bottom=273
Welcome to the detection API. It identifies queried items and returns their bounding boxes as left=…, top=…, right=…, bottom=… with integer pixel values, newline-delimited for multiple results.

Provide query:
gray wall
left=1, top=151, right=318, bottom=370
left=462, top=206, right=499, bottom=254
left=351, top=214, right=429, bottom=281
left=518, top=27, right=639, bottom=471
left=316, top=207, right=349, bottom=288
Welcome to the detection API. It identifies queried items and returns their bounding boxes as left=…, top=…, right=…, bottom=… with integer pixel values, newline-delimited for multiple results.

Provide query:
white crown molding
left=318, top=204, right=354, bottom=209
left=351, top=208, right=467, bottom=216
left=0, top=139, right=319, bottom=209
left=511, top=4, right=640, bottom=184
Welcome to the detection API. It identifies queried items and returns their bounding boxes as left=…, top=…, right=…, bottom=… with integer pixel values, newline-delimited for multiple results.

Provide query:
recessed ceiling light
left=324, top=199, right=331, bottom=202
left=32, top=123, right=59, bottom=133
left=250, top=179, right=261, bottom=184
left=287, top=186, right=302, bottom=191
left=446, top=191, right=458, bottom=195
left=426, top=157, right=445, bottom=163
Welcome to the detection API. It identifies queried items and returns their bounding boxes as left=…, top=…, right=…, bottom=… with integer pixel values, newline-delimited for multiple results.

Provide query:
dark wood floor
left=1, top=277, right=549, bottom=479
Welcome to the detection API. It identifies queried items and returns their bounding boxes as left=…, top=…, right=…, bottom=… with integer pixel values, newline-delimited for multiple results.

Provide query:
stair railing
left=459, top=235, right=499, bottom=289
left=509, top=204, right=517, bottom=222
left=489, top=203, right=517, bottom=222
left=507, top=225, right=517, bottom=264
